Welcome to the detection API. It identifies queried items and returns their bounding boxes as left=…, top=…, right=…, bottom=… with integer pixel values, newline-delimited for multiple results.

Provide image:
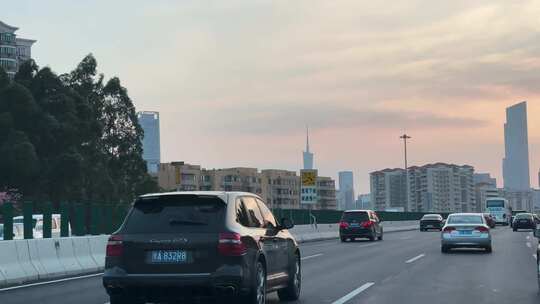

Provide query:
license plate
left=459, top=230, right=472, bottom=235
left=427, top=225, right=434, bottom=228
left=148, top=250, right=188, bottom=264
left=350, top=223, right=360, bottom=228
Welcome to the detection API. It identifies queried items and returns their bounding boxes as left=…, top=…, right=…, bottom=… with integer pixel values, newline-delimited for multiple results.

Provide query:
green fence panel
left=42, top=201, right=52, bottom=239
left=2, top=202, right=13, bottom=240
left=23, top=201, right=33, bottom=239
left=60, top=202, right=70, bottom=237
left=104, top=203, right=113, bottom=234
left=90, top=203, right=99, bottom=235
left=73, top=202, right=85, bottom=236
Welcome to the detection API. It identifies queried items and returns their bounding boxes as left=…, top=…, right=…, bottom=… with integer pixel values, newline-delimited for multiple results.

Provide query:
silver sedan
left=441, top=213, right=492, bottom=253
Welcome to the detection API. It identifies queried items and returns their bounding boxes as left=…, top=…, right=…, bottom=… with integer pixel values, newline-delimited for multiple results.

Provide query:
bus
left=485, top=197, right=511, bottom=225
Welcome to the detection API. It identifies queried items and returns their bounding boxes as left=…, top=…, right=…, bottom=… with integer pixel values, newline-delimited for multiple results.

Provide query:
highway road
left=0, top=228, right=538, bottom=304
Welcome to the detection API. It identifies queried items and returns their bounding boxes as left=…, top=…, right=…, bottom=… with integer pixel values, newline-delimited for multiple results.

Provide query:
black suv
left=513, top=213, right=537, bottom=231
left=339, top=210, right=383, bottom=242
left=103, top=192, right=301, bottom=304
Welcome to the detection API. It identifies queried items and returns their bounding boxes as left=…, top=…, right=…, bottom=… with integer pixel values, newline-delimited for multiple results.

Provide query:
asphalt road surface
left=1, top=228, right=538, bottom=304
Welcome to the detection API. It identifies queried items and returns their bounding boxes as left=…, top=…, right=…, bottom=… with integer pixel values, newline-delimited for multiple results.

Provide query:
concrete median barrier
left=88, top=235, right=109, bottom=270
left=34, top=238, right=66, bottom=278
left=0, top=240, right=28, bottom=285
left=14, top=240, right=39, bottom=282
left=27, top=239, right=48, bottom=280
left=57, top=238, right=83, bottom=275
left=72, top=237, right=100, bottom=273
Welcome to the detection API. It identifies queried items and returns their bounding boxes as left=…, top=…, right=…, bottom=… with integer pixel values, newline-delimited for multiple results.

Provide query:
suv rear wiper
left=169, top=219, right=207, bottom=226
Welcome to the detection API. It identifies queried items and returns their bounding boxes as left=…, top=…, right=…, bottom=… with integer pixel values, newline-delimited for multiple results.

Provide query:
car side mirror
left=378, top=218, right=383, bottom=223
left=535, top=228, right=540, bottom=238
left=279, top=218, right=294, bottom=230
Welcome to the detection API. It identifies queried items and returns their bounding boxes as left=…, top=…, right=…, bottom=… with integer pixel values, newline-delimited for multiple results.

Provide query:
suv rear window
left=422, top=215, right=440, bottom=220
left=122, top=195, right=226, bottom=234
left=342, top=212, right=369, bottom=222
left=515, top=213, right=533, bottom=219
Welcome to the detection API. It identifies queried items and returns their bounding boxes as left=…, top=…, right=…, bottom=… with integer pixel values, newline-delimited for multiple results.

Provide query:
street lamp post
left=400, top=134, right=411, bottom=211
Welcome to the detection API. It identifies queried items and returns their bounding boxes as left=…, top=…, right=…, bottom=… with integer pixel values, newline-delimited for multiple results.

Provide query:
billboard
left=301, top=169, right=318, bottom=204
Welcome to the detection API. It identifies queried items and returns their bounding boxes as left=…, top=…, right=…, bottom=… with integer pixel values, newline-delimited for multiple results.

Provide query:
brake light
left=361, top=221, right=374, bottom=228
left=106, top=235, right=123, bottom=257
left=443, top=227, right=456, bottom=233
left=218, top=232, right=247, bottom=256
left=475, top=226, right=489, bottom=233
left=339, top=221, right=349, bottom=229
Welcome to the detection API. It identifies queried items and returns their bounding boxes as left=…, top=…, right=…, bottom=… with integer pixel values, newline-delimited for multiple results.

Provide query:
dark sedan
left=513, top=213, right=537, bottom=231
left=420, top=214, right=444, bottom=231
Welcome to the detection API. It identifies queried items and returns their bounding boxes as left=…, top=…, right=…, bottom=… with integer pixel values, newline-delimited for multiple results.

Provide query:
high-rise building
left=0, top=21, right=36, bottom=78
left=303, top=127, right=314, bottom=170
left=316, top=176, right=337, bottom=210
left=369, top=168, right=407, bottom=211
left=137, top=111, right=161, bottom=174
left=503, top=102, right=530, bottom=191
left=261, top=169, right=300, bottom=209
left=473, top=173, right=497, bottom=188
left=338, top=171, right=355, bottom=210
left=407, top=163, right=475, bottom=213
left=356, top=194, right=372, bottom=210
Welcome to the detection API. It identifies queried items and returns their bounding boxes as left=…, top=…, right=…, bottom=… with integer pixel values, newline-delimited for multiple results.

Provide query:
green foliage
left=0, top=56, right=158, bottom=204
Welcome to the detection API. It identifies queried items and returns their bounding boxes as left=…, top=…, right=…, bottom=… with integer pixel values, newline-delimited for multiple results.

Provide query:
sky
left=5, top=0, right=540, bottom=193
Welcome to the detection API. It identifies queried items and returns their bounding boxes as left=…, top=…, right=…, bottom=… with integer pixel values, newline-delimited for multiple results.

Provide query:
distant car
left=339, top=210, right=383, bottom=242
left=103, top=192, right=301, bottom=304
left=534, top=214, right=540, bottom=225
left=483, top=213, right=496, bottom=229
left=0, top=223, right=3, bottom=240
left=420, top=214, right=444, bottom=231
left=441, top=213, right=492, bottom=253
left=513, top=213, right=536, bottom=231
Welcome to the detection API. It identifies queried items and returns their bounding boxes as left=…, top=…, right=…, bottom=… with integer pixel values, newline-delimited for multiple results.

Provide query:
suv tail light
left=106, top=235, right=123, bottom=257
left=218, top=232, right=247, bottom=256
left=361, top=221, right=374, bottom=228
left=339, top=221, right=349, bottom=229
left=475, top=226, right=489, bottom=233
left=443, top=227, right=456, bottom=233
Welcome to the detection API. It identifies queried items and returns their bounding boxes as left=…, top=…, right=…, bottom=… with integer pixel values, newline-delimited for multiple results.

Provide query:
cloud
left=207, top=103, right=488, bottom=135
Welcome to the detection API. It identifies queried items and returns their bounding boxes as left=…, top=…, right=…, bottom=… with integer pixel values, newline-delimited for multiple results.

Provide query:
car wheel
left=513, top=228, right=517, bottom=232
left=441, top=245, right=449, bottom=253
left=340, top=237, right=347, bottom=242
left=278, top=254, right=301, bottom=301
left=110, top=295, right=143, bottom=304
left=242, top=260, right=266, bottom=304
left=377, top=230, right=383, bottom=241
left=485, top=246, right=493, bottom=253
left=420, top=228, right=425, bottom=232
left=368, top=234, right=375, bottom=242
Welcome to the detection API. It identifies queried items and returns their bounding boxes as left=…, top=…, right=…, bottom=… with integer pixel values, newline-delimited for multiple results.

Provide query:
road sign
left=301, top=169, right=318, bottom=205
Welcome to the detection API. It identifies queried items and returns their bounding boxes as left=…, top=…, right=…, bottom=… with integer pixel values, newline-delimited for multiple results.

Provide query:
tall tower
left=503, top=101, right=530, bottom=190
left=137, top=111, right=161, bottom=174
left=303, top=127, right=314, bottom=170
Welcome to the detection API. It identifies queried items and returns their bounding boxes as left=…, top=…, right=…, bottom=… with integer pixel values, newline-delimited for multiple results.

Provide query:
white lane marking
left=533, top=254, right=537, bottom=260
left=332, top=282, right=375, bottom=304
left=405, top=254, right=426, bottom=264
left=527, top=235, right=531, bottom=240
left=400, top=236, right=413, bottom=240
left=301, top=253, right=323, bottom=261
left=0, top=273, right=103, bottom=292
left=527, top=242, right=532, bottom=248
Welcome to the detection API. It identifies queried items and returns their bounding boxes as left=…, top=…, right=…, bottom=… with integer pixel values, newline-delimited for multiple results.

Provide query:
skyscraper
left=503, top=102, right=530, bottom=191
left=0, top=21, right=36, bottom=78
left=303, top=127, right=314, bottom=170
left=137, top=111, right=161, bottom=174
left=338, top=171, right=355, bottom=210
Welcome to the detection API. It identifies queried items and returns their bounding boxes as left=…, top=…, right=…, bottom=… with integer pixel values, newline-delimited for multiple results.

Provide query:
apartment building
left=0, top=21, right=36, bottom=78
left=408, top=163, right=475, bottom=213
left=369, top=168, right=407, bottom=211
left=260, top=169, right=300, bottom=209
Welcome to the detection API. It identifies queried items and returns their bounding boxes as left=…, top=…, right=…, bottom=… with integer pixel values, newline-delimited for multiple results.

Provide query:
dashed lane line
left=301, top=253, right=324, bottom=261
left=405, top=254, right=426, bottom=264
left=331, top=282, right=375, bottom=304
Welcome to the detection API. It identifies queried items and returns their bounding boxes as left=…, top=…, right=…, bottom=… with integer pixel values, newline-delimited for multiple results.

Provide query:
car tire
left=340, top=237, right=347, bottom=242
left=109, top=295, right=143, bottom=304
left=441, top=245, right=449, bottom=253
left=377, top=230, right=383, bottom=241
left=277, top=254, right=301, bottom=301
left=420, top=228, right=425, bottom=232
left=485, top=246, right=493, bottom=253
left=241, top=260, right=266, bottom=304
left=513, top=228, right=517, bottom=232
left=368, top=234, right=375, bottom=242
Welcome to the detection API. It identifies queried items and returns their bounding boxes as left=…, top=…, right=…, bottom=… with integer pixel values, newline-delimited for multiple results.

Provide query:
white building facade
left=0, top=21, right=36, bottom=78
